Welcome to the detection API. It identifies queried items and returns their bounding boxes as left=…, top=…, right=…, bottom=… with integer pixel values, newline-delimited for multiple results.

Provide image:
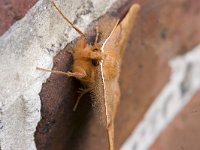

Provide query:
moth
left=37, top=1, right=140, bottom=150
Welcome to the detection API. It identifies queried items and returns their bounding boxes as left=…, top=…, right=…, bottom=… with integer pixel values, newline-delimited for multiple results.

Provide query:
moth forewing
left=104, top=4, right=141, bottom=58
left=100, top=4, right=141, bottom=150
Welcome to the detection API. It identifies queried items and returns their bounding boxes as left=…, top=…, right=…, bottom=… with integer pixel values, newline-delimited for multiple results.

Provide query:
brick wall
left=0, top=0, right=200, bottom=150
left=0, top=0, right=38, bottom=35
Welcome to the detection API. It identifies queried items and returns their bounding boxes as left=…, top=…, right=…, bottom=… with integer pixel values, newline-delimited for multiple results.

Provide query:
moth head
left=72, top=36, right=103, bottom=85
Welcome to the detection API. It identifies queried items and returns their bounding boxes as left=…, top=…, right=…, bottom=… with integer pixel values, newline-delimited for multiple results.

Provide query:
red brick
left=0, top=0, right=38, bottom=36
left=151, top=90, right=200, bottom=150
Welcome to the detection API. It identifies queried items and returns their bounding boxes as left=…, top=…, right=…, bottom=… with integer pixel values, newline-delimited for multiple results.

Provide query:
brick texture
left=151, top=90, right=200, bottom=150
left=1, top=0, right=200, bottom=150
left=0, top=0, right=38, bottom=36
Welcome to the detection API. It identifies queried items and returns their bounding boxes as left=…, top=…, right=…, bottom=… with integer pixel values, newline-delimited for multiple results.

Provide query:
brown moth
left=37, top=1, right=140, bottom=150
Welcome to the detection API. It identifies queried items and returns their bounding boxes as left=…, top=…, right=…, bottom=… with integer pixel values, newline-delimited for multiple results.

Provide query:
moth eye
left=93, top=48, right=98, bottom=51
left=91, top=59, right=99, bottom=66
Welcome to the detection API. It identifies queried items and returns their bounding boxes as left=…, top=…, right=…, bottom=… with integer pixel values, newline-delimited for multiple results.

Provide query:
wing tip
left=130, top=3, right=141, bottom=14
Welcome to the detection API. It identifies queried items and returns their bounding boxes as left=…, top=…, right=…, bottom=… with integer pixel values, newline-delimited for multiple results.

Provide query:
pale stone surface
left=0, top=0, right=116, bottom=149
left=121, top=44, right=200, bottom=150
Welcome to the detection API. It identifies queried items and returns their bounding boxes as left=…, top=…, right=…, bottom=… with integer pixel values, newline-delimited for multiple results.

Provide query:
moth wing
left=102, top=4, right=140, bottom=150
left=104, top=4, right=141, bottom=58
left=91, top=4, right=140, bottom=150
left=97, top=15, right=119, bottom=45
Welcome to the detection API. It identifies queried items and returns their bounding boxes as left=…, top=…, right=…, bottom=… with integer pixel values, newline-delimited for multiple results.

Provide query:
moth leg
left=66, top=71, right=86, bottom=78
left=94, top=27, right=101, bottom=48
left=36, top=67, right=86, bottom=78
left=73, top=88, right=91, bottom=111
left=95, top=26, right=99, bottom=44
left=72, top=66, right=87, bottom=79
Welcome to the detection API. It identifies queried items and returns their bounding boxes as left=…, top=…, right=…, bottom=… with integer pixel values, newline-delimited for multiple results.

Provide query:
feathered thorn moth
left=37, top=1, right=140, bottom=149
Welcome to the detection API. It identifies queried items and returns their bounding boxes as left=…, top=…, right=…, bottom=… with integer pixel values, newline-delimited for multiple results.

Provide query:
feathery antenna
left=50, top=0, right=86, bottom=37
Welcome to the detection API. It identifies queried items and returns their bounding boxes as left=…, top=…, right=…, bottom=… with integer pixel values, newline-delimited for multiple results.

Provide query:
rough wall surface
left=151, top=89, right=200, bottom=150
left=0, top=0, right=38, bottom=36
left=0, top=0, right=116, bottom=149
left=0, top=0, right=200, bottom=150
left=121, top=45, right=200, bottom=150
left=115, top=0, right=200, bottom=149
